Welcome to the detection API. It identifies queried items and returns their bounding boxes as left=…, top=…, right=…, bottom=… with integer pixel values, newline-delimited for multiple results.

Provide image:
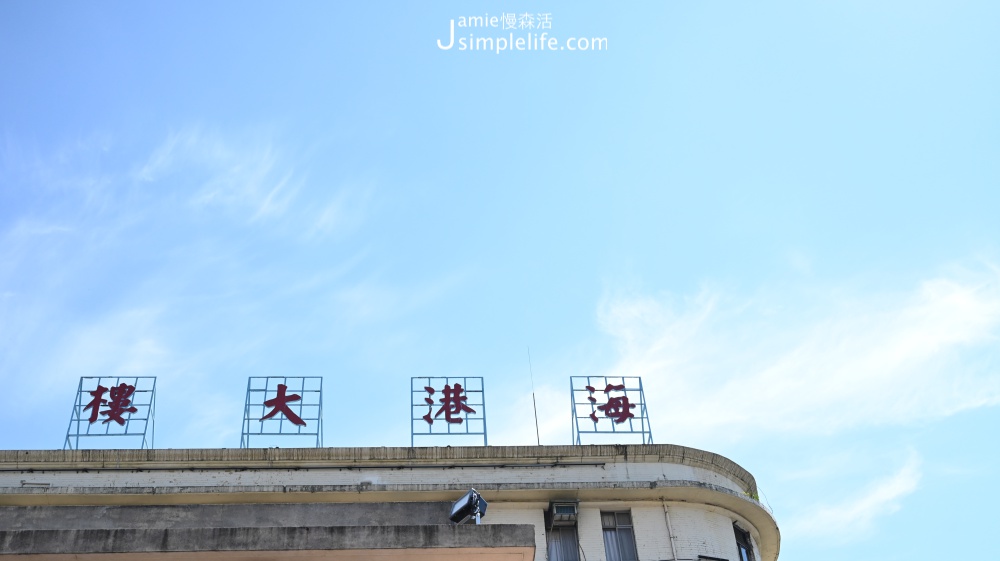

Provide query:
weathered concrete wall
left=0, top=445, right=759, bottom=498
left=0, top=501, right=769, bottom=561
left=0, top=464, right=748, bottom=499
left=479, top=502, right=548, bottom=561
left=0, top=446, right=778, bottom=560
left=0, top=502, right=452, bottom=531
left=0, top=524, right=537, bottom=554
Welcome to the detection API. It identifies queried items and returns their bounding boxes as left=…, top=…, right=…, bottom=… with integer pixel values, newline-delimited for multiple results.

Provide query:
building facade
left=0, top=444, right=779, bottom=561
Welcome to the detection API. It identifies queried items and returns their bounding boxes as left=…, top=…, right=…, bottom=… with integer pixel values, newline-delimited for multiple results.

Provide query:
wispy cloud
left=134, top=127, right=373, bottom=240
left=0, top=127, right=377, bottom=449
left=6, top=221, right=73, bottom=237
left=251, top=172, right=298, bottom=221
left=135, top=127, right=300, bottom=222
left=788, top=452, right=921, bottom=540
left=306, top=182, right=374, bottom=240
left=331, top=270, right=469, bottom=324
left=597, top=264, right=1000, bottom=443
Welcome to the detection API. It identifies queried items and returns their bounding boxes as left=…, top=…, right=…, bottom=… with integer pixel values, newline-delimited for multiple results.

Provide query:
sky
left=1, top=1, right=999, bottom=559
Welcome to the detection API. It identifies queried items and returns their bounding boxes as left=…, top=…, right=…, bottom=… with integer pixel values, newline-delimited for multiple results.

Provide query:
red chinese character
left=586, top=385, right=600, bottom=422
left=100, top=383, right=138, bottom=425
left=422, top=386, right=436, bottom=424
left=598, top=395, right=636, bottom=424
left=587, top=383, right=634, bottom=424
left=433, top=383, right=475, bottom=424
left=260, top=384, right=306, bottom=426
left=83, top=385, right=109, bottom=423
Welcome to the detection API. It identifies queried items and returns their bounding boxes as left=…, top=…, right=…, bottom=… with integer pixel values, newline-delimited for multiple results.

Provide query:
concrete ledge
left=0, top=445, right=758, bottom=498
left=0, top=479, right=755, bottom=504
left=0, top=524, right=537, bottom=554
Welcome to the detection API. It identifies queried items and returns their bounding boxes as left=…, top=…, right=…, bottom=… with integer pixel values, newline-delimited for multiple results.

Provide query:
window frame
left=600, top=510, right=639, bottom=561
left=733, top=523, right=755, bottom=561
left=545, top=524, right=580, bottom=561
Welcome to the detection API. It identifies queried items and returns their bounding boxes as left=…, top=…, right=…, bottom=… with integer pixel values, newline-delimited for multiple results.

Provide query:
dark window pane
left=619, top=527, right=639, bottom=561
left=560, top=527, right=580, bottom=561
left=604, top=529, right=622, bottom=561
left=602, top=513, right=617, bottom=528
left=547, top=537, right=562, bottom=561
left=616, top=512, right=632, bottom=526
left=734, top=525, right=754, bottom=561
left=547, top=528, right=562, bottom=561
left=547, top=527, right=580, bottom=561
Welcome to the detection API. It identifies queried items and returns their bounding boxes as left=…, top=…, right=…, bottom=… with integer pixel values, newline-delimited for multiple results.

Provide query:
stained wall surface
left=0, top=445, right=778, bottom=561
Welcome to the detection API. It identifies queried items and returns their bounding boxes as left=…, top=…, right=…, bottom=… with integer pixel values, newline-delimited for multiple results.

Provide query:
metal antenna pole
left=528, top=346, right=541, bottom=446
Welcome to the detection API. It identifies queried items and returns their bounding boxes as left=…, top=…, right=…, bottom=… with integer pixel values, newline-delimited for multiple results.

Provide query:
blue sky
left=2, top=1, right=999, bottom=559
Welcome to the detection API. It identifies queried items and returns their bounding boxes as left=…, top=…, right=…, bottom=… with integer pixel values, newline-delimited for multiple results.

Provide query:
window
left=546, top=502, right=579, bottom=561
left=601, top=511, right=638, bottom=561
left=733, top=524, right=754, bottom=561
left=546, top=525, right=580, bottom=561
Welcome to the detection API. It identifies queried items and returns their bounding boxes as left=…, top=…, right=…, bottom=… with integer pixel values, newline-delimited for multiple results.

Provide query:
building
left=0, top=444, right=779, bottom=561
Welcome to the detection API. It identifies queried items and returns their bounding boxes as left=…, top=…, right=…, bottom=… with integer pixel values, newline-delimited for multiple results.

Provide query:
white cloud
left=332, top=271, right=469, bottom=324
left=135, top=127, right=299, bottom=221
left=250, top=171, right=298, bottom=221
left=307, top=183, right=373, bottom=240
left=134, top=127, right=373, bottom=239
left=6, top=221, right=73, bottom=237
left=597, top=266, right=1000, bottom=443
left=788, top=452, right=921, bottom=539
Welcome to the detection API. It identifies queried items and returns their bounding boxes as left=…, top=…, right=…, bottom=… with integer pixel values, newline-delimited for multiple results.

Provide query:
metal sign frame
left=411, top=376, right=487, bottom=446
left=570, top=376, right=653, bottom=445
left=241, top=376, right=323, bottom=448
left=64, top=376, right=156, bottom=450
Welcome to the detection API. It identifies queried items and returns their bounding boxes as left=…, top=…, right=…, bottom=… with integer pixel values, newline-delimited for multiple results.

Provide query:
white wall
left=486, top=501, right=758, bottom=561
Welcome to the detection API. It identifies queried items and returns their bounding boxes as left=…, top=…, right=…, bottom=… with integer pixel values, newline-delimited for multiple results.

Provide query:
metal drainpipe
left=662, top=501, right=679, bottom=561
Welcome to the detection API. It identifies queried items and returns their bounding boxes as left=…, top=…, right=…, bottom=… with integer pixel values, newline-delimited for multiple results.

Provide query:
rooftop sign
left=64, top=376, right=156, bottom=450
left=570, top=376, right=653, bottom=445
left=241, top=376, right=323, bottom=448
left=411, top=376, right=487, bottom=446
left=61, top=373, right=659, bottom=448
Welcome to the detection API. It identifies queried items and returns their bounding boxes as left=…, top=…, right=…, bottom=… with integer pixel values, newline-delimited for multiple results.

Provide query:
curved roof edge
left=0, top=444, right=758, bottom=496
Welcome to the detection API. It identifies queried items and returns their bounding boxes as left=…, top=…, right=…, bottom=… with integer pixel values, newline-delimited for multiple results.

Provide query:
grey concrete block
left=0, top=524, right=537, bottom=554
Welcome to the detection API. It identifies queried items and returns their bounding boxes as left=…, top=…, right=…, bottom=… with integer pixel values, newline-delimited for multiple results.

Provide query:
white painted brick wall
left=477, top=502, right=750, bottom=561
left=484, top=502, right=549, bottom=561
left=631, top=505, right=671, bottom=561
left=667, top=502, right=747, bottom=561
left=524, top=501, right=754, bottom=561
left=577, top=506, right=607, bottom=561
left=577, top=501, right=676, bottom=561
